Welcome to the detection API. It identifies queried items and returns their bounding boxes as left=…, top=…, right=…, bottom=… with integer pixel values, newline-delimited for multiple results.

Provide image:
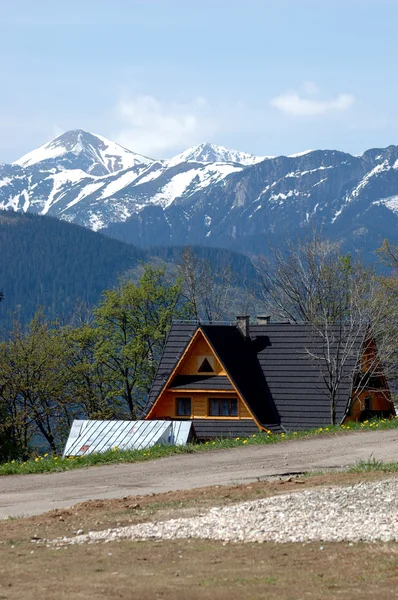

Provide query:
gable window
left=197, top=356, right=215, bottom=373
left=176, top=397, right=192, bottom=417
left=208, top=397, right=238, bottom=417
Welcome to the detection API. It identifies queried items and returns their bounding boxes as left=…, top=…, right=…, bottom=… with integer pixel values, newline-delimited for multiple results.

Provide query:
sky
left=0, top=0, right=397, bottom=162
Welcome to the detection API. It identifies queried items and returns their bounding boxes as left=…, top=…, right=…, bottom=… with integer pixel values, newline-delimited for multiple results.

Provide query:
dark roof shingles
left=169, top=375, right=234, bottom=391
left=145, top=322, right=365, bottom=431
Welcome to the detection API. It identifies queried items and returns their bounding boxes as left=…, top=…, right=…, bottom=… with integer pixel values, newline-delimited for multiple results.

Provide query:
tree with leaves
left=93, top=264, right=187, bottom=418
left=0, top=311, right=76, bottom=457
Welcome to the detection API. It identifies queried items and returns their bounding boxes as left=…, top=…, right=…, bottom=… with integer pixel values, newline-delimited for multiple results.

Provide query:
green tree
left=60, top=323, right=123, bottom=419
left=0, top=311, right=75, bottom=457
left=93, top=265, right=187, bottom=418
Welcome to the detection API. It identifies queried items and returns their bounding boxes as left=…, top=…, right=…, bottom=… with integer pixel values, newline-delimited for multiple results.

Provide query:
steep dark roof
left=201, top=325, right=280, bottom=425
left=170, top=375, right=234, bottom=390
left=248, top=324, right=362, bottom=429
left=145, top=322, right=365, bottom=430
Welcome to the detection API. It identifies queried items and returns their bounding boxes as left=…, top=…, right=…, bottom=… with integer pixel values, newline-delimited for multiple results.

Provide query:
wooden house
left=144, top=317, right=395, bottom=439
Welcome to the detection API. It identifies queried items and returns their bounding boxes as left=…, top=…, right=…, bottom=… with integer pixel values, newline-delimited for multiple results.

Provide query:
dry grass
left=1, top=471, right=398, bottom=599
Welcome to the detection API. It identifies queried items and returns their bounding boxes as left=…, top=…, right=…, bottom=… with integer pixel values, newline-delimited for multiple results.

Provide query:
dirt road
left=1, top=429, right=398, bottom=519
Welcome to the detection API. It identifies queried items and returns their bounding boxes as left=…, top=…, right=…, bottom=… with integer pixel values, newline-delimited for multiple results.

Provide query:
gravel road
left=1, top=429, right=398, bottom=520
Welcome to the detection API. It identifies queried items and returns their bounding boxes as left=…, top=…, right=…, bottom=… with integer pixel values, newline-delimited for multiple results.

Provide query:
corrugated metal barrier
left=63, top=419, right=193, bottom=457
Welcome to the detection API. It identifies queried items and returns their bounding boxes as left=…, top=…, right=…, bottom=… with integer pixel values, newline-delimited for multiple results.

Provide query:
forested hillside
left=0, top=212, right=257, bottom=327
left=0, top=212, right=146, bottom=325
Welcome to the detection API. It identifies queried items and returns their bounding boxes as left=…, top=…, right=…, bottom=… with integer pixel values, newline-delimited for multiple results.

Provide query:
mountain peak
left=14, top=130, right=154, bottom=174
left=167, top=142, right=268, bottom=167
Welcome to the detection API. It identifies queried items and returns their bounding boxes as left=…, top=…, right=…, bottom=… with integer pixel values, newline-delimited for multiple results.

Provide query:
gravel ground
left=48, top=477, right=398, bottom=546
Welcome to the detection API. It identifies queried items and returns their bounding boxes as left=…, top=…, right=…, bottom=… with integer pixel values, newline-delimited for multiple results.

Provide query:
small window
left=208, top=397, right=238, bottom=417
left=364, top=396, right=372, bottom=411
left=176, top=397, right=192, bottom=417
left=197, top=356, right=214, bottom=373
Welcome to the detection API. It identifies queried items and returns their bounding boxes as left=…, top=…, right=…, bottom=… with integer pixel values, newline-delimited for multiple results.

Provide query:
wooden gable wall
left=178, top=335, right=225, bottom=375
left=345, top=337, right=395, bottom=421
left=147, top=328, right=255, bottom=422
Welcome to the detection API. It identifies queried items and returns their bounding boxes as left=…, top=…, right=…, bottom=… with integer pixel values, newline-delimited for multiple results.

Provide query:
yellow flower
left=293, top=432, right=297, bottom=435
left=34, top=458, right=39, bottom=462
left=243, top=440, right=247, bottom=444
left=325, top=428, right=329, bottom=431
left=235, top=437, right=240, bottom=440
left=281, top=433, right=285, bottom=437
left=252, top=434, right=256, bottom=437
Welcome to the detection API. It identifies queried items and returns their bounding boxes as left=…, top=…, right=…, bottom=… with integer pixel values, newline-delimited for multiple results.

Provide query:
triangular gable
left=146, top=327, right=261, bottom=427
left=176, top=329, right=222, bottom=375
left=198, top=357, right=214, bottom=373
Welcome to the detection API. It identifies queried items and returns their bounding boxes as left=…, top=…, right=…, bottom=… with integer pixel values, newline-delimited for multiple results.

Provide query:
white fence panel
left=63, top=419, right=192, bottom=457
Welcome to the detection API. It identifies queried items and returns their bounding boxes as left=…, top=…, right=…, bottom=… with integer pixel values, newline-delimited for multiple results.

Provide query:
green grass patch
left=1, top=415, right=398, bottom=476
left=348, top=457, right=398, bottom=473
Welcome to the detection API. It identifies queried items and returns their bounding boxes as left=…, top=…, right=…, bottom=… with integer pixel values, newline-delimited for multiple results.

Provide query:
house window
left=208, top=397, right=238, bottom=417
left=176, top=397, right=192, bottom=417
left=197, top=356, right=214, bottom=373
left=364, top=396, right=372, bottom=411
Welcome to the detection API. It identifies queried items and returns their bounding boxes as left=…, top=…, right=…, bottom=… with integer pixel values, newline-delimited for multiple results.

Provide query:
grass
left=349, top=457, right=398, bottom=473
left=1, top=415, right=398, bottom=477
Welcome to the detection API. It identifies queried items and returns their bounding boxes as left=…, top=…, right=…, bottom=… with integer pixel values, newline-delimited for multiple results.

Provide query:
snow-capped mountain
left=103, top=145, right=398, bottom=258
left=1, top=130, right=398, bottom=257
left=0, top=131, right=252, bottom=230
left=14, top=129, right=153, bottom=176
left=167, top=142, right=267, bottom=167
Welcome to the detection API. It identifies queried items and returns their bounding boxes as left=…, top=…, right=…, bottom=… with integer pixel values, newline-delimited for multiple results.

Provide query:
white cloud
left=113, top=94, right=216, bottom=157
left=269, top=85, right=354, bottom=117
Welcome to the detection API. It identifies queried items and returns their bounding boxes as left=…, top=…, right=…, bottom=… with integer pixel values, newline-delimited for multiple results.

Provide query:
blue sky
left=1, top=0, right=397, bottom=161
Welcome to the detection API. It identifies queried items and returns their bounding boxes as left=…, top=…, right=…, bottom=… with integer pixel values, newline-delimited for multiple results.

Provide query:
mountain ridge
left=1, top=130, right=398, bottom=255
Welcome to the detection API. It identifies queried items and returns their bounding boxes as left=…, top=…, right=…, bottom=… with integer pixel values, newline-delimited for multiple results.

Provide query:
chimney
left=236, top=315, right=250, bottom=340
left=257, top=315, right=271, bottom=325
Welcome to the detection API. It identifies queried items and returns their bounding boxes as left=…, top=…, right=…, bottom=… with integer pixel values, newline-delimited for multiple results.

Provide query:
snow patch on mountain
left=41, top=169, right=90, bottom=214
left=64, top=182, right=105, bottom=210
left=99, top=167, right=151, bottom=199
left=288, top=149, right=315, bottom=158
left=150, top=163, right=242, bottom=208
left=373, top=195, right=398, bottom=214
left=348, top=161, right=389, bottom=201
